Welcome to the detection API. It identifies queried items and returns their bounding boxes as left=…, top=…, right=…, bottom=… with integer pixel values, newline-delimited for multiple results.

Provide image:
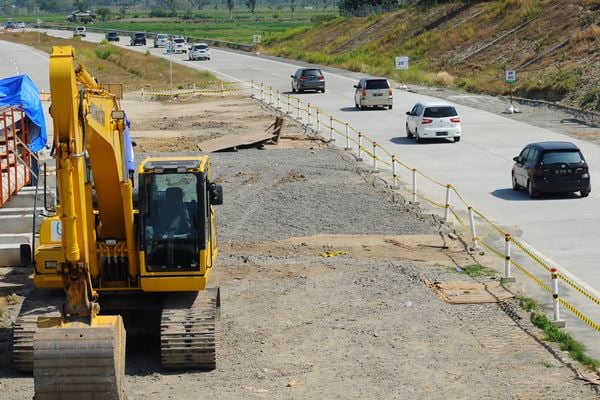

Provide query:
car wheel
left=360, top=101, right=366, bottom=110
left=512, top=173, right=519, bottom=190
left=454, top=137, right=460, bottom=142
left=355, top=102, right=359, bottom=109
left=388, top=105, right=393, bottom=110
left=527, top=180, right=538, bottom=199
left=405, top=124, right=412, bottom=138
left=416, top=129, right=422, bottom=143
left=581, top=188, right=591, bottom=197
left=321, top=88, right=325, bottom=93
left=292, top=87, right=296, bottom=93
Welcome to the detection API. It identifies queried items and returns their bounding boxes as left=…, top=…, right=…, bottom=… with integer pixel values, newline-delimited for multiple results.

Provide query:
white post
left=251, top=79, right=254, bottom=97
left=269, top=86, right=272, bottom=103
left=316, top=109, right=320, bottom=133
left=411, top=169, right=419, bottom=204
left=344, top=123, right=351, bottom=150
left=296, top=98, right=301, bottom=120
left=502, top=233, right=515, bottom=283
left=307, top=103, right=312, bottom=126
left=260, top=82, right=264, bottom=101
left=169, top=52, right=173, bottom=99
left=192, top=82, right=196, bottom=98
left=372, top=142, right=379, bottom=173
left=357, top=132, right=363, bottom=161
left=443, top=184, right=451, bottom=223
left=391, top=155, right=399, bottom=189
left=551, top=268, right=566, bottom=327
left=468, top=207, right=478, bottom=250
left=277, top=90, right=281, bottom=109
left=329, top=116, right=335, bottom=142
left=141, top=87, right=145, bottom=102
left=221, top=81, right=225, bottom=97
left=287, top=95, right=292, bottom=114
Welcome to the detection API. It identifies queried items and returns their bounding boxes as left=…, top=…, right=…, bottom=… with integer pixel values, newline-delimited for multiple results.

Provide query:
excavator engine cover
left=33, top=316, right=126, bottom=400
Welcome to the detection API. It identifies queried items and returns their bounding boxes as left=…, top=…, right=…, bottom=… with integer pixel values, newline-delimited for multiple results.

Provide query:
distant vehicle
left=15, top=21, right=25, bottom=29
left=105, top=31, right=119, bottom=42
left=189, top=43, right=210, bottom=61
left=405, top=101, right=461, bottom=143
left=354, top=78, right=392, bottom=110
left=291, top=68, right=325, bottom=93
left=130, top=32, right=146, bottom=46
left=5, top=21, right=15, bottom=30
left=153, top=33, right=169, bottom=48
left=73, top=26, right=86, bottom=37
left=172, top=37, right=187, bottom=53
left=512, top=141, right=591, bottom=198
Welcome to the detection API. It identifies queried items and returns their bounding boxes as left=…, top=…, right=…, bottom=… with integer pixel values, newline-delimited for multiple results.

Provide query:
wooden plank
left=197, top=131, right=275, bottom=153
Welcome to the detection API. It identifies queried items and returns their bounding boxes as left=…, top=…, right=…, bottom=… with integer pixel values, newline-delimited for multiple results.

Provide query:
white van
left=73, top=26, right=86, bottom=37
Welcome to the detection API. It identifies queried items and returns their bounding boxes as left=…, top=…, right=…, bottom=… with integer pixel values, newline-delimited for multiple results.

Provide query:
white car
left=153, top=33, right=169, bottom=48
left=73, top=26, right=86, bottom=37
left=354, top=78, right=392, bottom=110
left=189, top=43, right=210, bottom=60
left=172, top=37, right=188, bottom=53
left=16, top=21, right=25, bottom=29
left=405, top=101, right=461, bottom=143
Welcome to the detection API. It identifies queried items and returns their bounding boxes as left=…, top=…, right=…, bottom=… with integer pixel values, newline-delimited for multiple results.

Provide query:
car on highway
left=291, top=68, right=325, bottom=93
left=512, top=141, right=591, bottom=199
left=405, top=101, right=461, bottom=143
left=189, top=43, right=210, bottom=60
left=130, top=32, right=146, bottom=46
left=16, top=21, right=25, bottom=29
left=171, top=36, right=188, bottom=53
left=73, top=26, right=86, bottom=37
left=153, top=33, right=169, bottom=48
left=4, top=21, right=14, bottom=30
left=354, top=78, right=393, bottom=110
left=105, top=31, right=119, bottom=42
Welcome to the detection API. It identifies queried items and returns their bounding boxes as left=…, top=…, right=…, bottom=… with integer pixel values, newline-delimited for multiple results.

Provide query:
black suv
left=130, top=32, right=146, bottom=46
left=512, top=141, right=591, bottom=198
left=105, top=31, right=119, bottom=42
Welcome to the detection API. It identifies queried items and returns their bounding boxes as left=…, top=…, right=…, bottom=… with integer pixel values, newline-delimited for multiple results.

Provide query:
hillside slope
left=262, top=0, right=600, bottom=111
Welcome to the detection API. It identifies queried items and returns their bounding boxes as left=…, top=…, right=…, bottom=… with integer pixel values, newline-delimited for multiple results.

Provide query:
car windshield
left=365, top=79, right=389, bottom=89
left=157, top=35, right=167, bottom=39
left=542, top=150, right=584, bottom=164
left=174, top=39, right=185, bottom=43
left=302, top=69, right=322, bottom=77
left=135, top=33, right=144, bottom=38
left=423, top=106, right=458, bottom=118
left=195, top=45, right=208, bottom=50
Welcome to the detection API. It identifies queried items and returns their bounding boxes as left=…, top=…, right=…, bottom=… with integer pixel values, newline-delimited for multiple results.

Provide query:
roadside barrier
left=246, top=80, right=600, bottom=334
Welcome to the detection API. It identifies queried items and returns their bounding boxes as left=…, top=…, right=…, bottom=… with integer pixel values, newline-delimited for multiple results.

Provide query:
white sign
left=505, top=69, right=517, bottom=83
left=395, top=56, right=409, bottom=70
left=166, top=42, right=175, bottom=54
left=252, top=34, right=261, bottom=44
left=50, top=220, right=62, bottom=242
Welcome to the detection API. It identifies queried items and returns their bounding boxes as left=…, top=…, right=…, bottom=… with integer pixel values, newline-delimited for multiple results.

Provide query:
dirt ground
left=1, top=94, right=599, bottom=399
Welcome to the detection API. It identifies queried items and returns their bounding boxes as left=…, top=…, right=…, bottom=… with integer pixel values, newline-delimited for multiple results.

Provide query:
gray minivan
left=354, top=78, right=393, bottom=110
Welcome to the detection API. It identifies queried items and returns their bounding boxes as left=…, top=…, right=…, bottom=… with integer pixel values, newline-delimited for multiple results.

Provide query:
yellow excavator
left=13, top=46, right=223, bottom=399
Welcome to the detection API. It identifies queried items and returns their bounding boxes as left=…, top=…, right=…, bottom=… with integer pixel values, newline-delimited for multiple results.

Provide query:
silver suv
left=354, top=78, right=392, bottom=110
left=189, top=43, right=210, bottom=61
left=153, top=33, right=169, bottom=48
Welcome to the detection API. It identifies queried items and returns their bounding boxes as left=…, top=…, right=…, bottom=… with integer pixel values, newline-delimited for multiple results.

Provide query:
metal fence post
left=391, top=155, right=399, bottom=189
left=329, top=116, right=335, bottom=142
left=551, top=268, right=566, bottom=327
left=357, top=132, right=363, bottom=161
left=316, top=109, right=320, bottom=133
left=468, top=207, right=478, bottom=250
left=307, top=103, right=312, bottom=126
left=411, top=169, right=419, bottom=204
left=443, top=184, right=452, bottom=223
left=296, top=98, right=301, bottom=120
left=372, top=142, right=379, bottom=173
left=276, top=90, right=281, bottom=109
left=251, top=79, right=254, bottom=97
left=344, top=123, right=351, bottom=150
left=502, top=233, right=516, bottom=283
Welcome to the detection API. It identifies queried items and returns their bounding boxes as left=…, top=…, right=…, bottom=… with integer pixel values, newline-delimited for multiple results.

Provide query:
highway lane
left=9, top=30, right=600, bottom=353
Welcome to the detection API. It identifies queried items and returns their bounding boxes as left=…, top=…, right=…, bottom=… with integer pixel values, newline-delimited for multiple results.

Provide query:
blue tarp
left=0, top=74, right=47, bottom=152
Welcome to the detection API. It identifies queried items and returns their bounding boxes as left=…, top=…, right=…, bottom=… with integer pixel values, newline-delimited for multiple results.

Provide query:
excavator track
left=33, top=316, right=126, bottom=400
left=13, top=291, right=62, bottom=373
left=161, top=287, right=220, bottom=370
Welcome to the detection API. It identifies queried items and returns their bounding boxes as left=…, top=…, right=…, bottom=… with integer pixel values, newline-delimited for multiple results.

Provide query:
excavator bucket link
left=33, top=317, right=126, bottom=400
left=161, top=287, right=220, bottom=370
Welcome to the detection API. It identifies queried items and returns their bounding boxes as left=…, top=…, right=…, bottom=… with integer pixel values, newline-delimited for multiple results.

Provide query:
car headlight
left=582, top=173, right=590, bottom=178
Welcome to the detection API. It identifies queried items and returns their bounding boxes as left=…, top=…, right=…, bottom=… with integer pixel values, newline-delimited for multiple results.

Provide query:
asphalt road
left=3, top=30, right=599, bottom=354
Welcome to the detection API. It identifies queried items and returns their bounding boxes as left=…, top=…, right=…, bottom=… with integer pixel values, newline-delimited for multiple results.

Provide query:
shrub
left=434, top=71, right=455, bottom=86
left=94, top=46, right=115, bottom=60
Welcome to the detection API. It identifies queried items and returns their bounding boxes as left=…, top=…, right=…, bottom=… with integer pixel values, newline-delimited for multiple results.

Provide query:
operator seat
left=158, top=187, right=192, bottom=236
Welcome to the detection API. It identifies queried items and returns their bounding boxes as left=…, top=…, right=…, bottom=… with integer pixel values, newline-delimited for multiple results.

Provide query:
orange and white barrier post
left=372, top=142, right=379, bottom=173
left=344, top=123, right=351, bottom=150
left=411, top=169, right=419, bottom=204
left=268, top=86, right=272, bottom=103
left=260, top=82, right=264, bottom=101
left=221, top=82, right=225, bottom=97
left=468, top=206, right=478, bottom=250
left=316, top=109, right=320, bottom=132
left=307, top=103, right=312, bottom=126
left=443, top=184, right=451, bottom=223
left=296, top=98, right=301, bottom=120
left=276, top=90, right=281, bottom=109
left=286, top=95, right=292, bottom=114
left=391, top=155, right=399, bottom=189
left=502, top=233, right=516, bottom=283
left=357, top=132, right=363, bottom=161
left=551, top=267, right=566, bottom=327
left=329, top=116, right=335, bottom=142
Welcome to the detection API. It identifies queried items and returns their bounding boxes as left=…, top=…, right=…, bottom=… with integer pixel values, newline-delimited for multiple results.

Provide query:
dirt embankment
left=0, top=95, right=598, bottom=399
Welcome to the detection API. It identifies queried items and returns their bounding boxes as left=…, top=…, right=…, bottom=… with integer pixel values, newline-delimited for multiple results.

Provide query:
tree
left=290, top=0, right=295, bottom=20
left=96, top=7, right=112, bottom=21
left=191, top=0, right=211, bottom=10
left=226, top=0, right=234, bottom=19
left=73, top=0, right=89, bottom=10
left=244, top=0, right=256, bottom=18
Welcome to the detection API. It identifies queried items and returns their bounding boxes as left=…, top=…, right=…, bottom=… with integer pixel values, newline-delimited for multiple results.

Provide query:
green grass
left=517, top=296, right=600, bottom=371
left=461, top=264, right=498, bottom=278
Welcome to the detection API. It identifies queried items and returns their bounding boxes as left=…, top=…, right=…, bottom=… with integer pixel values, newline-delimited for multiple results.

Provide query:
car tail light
left=319, top=75, right=324, bottom=81
left=362, top=90, right=366, bottom=97
left=388, top=89, right=392, bottom=97
left=300, top=76, right=306, bottom=80
left=421, top=118, right=433, bottom=124
left=450, top=117, right=460, bottom=123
